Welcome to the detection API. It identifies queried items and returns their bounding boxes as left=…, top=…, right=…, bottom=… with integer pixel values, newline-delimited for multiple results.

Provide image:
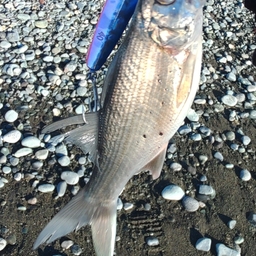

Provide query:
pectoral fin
left=42, top=112, right=99, bottom=163
left=143, top=144, right=167, bottom=180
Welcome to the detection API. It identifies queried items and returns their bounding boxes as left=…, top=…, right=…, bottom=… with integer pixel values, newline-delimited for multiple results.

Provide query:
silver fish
left=34, top=0, right=205, bottom=255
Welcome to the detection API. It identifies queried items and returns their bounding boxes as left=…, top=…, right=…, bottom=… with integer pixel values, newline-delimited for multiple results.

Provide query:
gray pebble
left=61, top=171, right=79, bottom=185
left=170, top=162, right=182, bottom=172
left=117, top=198, right=123, bottom=210
left=162, top=184, right=185, bottom=201
left=182, top=196, right=199, bottom=212
left=187, top=108, right=199, bottom=122
left=0, top=40, right=11, bottom=49
left=35, top=20, right=48, bottom=28
left=234, top=235, right=244, bottom=245
left=2, top=130, right=22, bottom=143
left=225, top=131, right=235, bottom=141
left=22, top=136, right=41, bottom=148
left=146, top=237, right=159, bottom=246
left=75, top=104, right=86, bottom=114
left=196, top=237, right=212, bottom=252
left=78, top=157, right=86, bottom=165
left=228, top=220, right=237, bottom=229
left=57, top=181, right=67, bottom=197
left=2, top=166, right=12, bottom=174
left=70, top=244, right=82, bottom=255
left=6, top=234, right=16, bottom=245
left=226, top=72, right=236, bottom=82
left=13, top=148, right=33, bottom=157
left=58, top=156, right=71, bottom=167
left=61, top=240, right=74, bottom=249
left=0, top=180, right=4, bottom=189
left=17, top=14, right=31, bottom=21
left=221, top=95, right=238, bottom=107
left=35, top=149, right=49, bottom=160
left=249, top=110, right=256, bottom=119
left=25, top=50, right=35, bottom=61
left=76, top=86, right=87, bottom=96
left=225, top=163, right=234, bottom=169
left=43, top=56, right=54, bottom=62
left=9, top=157, right=19, bottom=166
left=38, top=184, right=55, bottom=193
left=216, top=243, right=240, bottom=256
left=214, top=151, right=224, bottom=161
left=123, top=202, right=134, bottom=211
left=190, top=133, right=202, bottom=141
left=199, top=185, right=215, bottom=196
left=17, top=205, right=26, bottom=211
left=64, top=61, right=77, bottom=72
left=55, top=143, right=68, bottom=156
left=178, top=125, right=192, bottom=135
left=241, top=135, right=251, bottom=146
left=7, top=30, right=19, bottom=42
left=5, top=110, right=18, bottom=122
left=240, top=169, right=251, bottom=181
left=0, top=155, right=7, bottom=164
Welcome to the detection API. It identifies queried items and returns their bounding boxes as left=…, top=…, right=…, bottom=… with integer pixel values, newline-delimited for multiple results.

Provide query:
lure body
left=86, top=0, right=138, bottom=71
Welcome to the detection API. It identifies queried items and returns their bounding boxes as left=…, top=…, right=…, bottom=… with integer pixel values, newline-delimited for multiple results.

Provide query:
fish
left=33, top=0, right=205, bottom=255
left=86, top=0, right=138, bottom=71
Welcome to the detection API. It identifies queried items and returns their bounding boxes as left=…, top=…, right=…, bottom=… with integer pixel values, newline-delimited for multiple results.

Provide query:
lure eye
left=156, top=0, right=176, bottom=5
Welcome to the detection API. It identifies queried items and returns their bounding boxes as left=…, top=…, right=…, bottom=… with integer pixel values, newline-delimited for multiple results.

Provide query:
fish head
left=139, top=0, right=205, bottom=52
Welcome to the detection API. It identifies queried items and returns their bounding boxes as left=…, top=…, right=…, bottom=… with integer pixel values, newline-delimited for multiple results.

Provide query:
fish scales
left=34, top=0, right=204, bottom=255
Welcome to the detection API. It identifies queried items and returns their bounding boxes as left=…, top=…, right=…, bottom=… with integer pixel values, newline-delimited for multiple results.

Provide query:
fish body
left=34, top=0, right=205, bottom=255
left=86, top=0, right=138, bottom=71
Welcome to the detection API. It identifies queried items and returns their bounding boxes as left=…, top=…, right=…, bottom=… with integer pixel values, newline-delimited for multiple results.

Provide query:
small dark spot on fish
left=159, top=132, right=163, bottom=136
left=143, top=134, right=147, bottom=138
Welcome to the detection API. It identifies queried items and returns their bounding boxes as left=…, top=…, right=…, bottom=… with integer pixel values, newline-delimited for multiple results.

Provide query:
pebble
left=2, top=130, right=22, bottom=143
left=13, top=148, right=33, bottom=158
left=0, top=238, right=7, bottom=251
left=190, top=133, right=202, bottom=141
left=182, top=196, right=199, bottom=212
left=162, top=185, right=185, bottom=201
left=221, top=95, right=238, bottom=107
left=2, top=166, right=12, bottom=174
left=117, top=197, right=123, bottom=210
left=123, top=202, right=134, bottom=211
left=70, top=244, right=82, bottom=255
left=170, top=162, right=182, bottom=172
left=196, top=237, right=212, bottom=252
left=38, top=184, right=55, bottom=193
left=214, top=151, right=224, bottom=161
left=35, top=20, right=48, bottom=28
left=234, top=235, right=244, bottom=245
left=21, top=136, right=41, bottom=148
left=58, top=156, right=71, bottom=166
left=178, top=125, right=192, bottom=135
left=186, top=108, right=199, bottom=122
left=61, top=171, right=79, bottom=185
left=14, top=173, right=22, bottom=181
left=198, top=185, right=215, bottom=196
left=247, top=212, right=256, bottom=226
left=61, top=240, right=74, bottom=249
left=0, top=41, right=11, bottom=49
left=239, top=169, right=251, bottom=181
left=17, top=205, right=26, bottom=211
left=32, top=161, right=43, bottom=170
left=226, top=72, right=237, bottom=82
left=55, top=143, right=68, bottom=156
left=225, top=131, right=235, bottom=141
left=35, top=149, right=49, bottom=160
left=6, top=234, right=16, bottom=245
left=57, top=181, right=67, bottom=197
left=5, top=110, right=18, bottom=122
left=0, top=180, right=4, bottom=189
left=146, top=237, right=159, bottom=246
left=228, top=219, right=237, bottom=229
left=241, top=135, right=251, bottom=146
left=27, top=197, right=37, bottom=205
left=216, top=243, right=240, bottom=256
left=2, top=64, right=22, bottom=76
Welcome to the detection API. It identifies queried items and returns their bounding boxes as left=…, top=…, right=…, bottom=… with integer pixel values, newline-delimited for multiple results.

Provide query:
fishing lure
left=86, top=0, right=138, bottom=72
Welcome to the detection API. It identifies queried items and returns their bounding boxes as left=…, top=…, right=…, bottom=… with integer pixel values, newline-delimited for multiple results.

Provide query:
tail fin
left=33, top=188, right=117, bottom=256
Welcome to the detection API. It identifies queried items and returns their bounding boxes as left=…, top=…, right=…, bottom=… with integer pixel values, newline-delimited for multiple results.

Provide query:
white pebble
left=61, top=240, right=74, bottom=249
left=162, top=184, right=185, bottom=201
left=214, top=151, right=224, bottom=161
left=216, top=243, right=240, bottom=256
left=58, top=156, right=71, bottom=166
left=187, top=108, right=199, bottom=122
left=38, top=184, right=55, bottom=193
left=14, top=173, right=22, bottom=181
left=27, top=197, right=37, bottom=205
left=228, top=220, right=237, bottom=229
left=0, top=238, right=7, bottom=251
left=61, top=171, right=79, bottom=185
left=2, top=130, right=22, bottom=143
left=170, top=162, right=182, bottom=172
left=5, top=110, right=18, bottom=122
left=241, top=135, right=251, bottom=146
left=240, top=169, right=251, bottom=181
left=57, top=181, right=67, bottom=197
left=117, top=198, right=123, bottom=210
left=2, top=166, right=12, bottom=174
left=0, top=180, right=4, bottom=189
left=35, top=149, right=49, bottom=160
left=21, top=136, right=41, bottom=148
left=123, top=202, right=133, bottom=211
left=221, top=95, right=238, bottom=107
left=146, top=237, right=159, bottom=246
left=196, top=237, right=212, bottom=252
left=13, top=148, right=33, bottom=157
left=198, top=185, right=215, bottom=196
left=182, top=196, right=199, bottom=212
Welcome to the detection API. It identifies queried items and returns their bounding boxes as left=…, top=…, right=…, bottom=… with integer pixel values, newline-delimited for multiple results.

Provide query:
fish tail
left=33, top=187, right=117, bottom=256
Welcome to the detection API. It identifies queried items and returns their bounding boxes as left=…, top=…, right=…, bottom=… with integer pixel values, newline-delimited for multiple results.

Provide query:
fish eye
left=156, top=0, right=176, bottom=5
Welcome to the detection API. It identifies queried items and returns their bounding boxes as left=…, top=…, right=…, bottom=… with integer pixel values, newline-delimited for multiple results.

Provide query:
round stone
left=61, top=171, right=79, bottom=185
left=0, top=238, right=7, bottom=251
left=240, top=169, right=251, bottom=181
left=170, top=162, right=182, bottom=172
left=182, top=196, right=199, bottom=212
left=35, top=149, right=49, bottom=160
left=70, top=244, right=82, bottom=255
left=221, top=95, right=238, bottom=107
left=241, top=135, right=251, bottom=146
left=228, top=220, right=237, bottom=229
left=13, top=148, right=33, bottom=157
left=5, top=110, right=18, bottom=122
left=162, top=185, right=185, bottom=201
left=21, top=136, right=41, bottom=148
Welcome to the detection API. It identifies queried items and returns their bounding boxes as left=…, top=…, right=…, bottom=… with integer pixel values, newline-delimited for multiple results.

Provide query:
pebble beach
left=0, top=0, right=256, bottom=255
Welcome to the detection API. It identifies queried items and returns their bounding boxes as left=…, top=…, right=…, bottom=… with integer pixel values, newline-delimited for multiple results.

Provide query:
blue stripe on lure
left=86, top=0, right=138, bottom=72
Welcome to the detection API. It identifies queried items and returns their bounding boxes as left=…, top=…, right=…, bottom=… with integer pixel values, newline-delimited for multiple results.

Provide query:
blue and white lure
left=86, top=0, right=138, bottom=72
